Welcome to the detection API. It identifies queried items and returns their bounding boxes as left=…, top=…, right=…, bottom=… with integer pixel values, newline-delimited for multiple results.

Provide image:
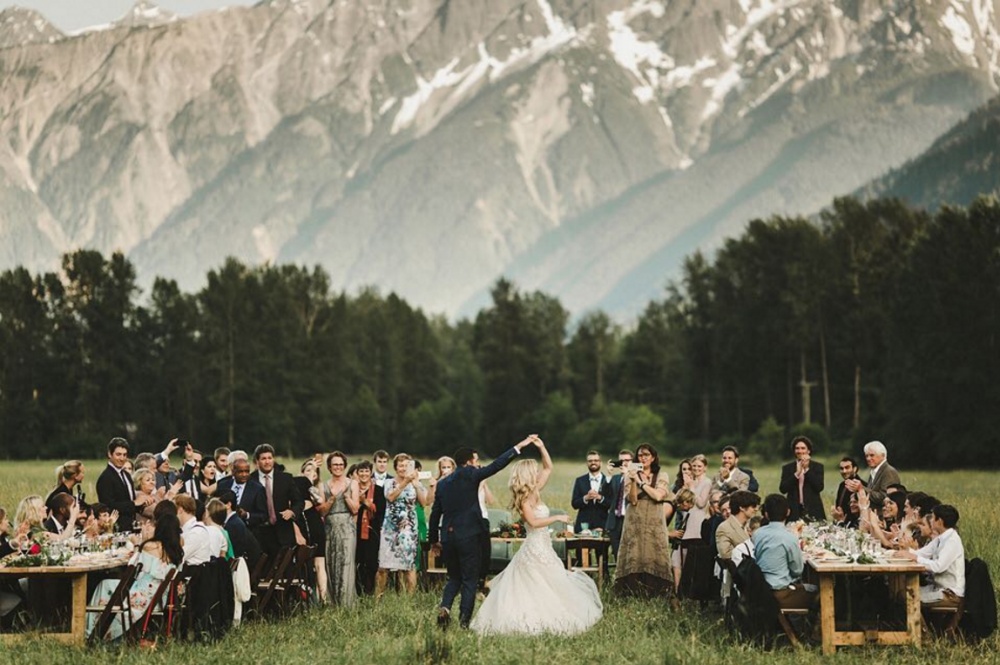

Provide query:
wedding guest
left=199, top=457, right=220, bottom=498
left=96, top=437, right=145, bottom=531
left=133, top=468, right=163, bottom=528
left=216, top=457, right=267, bottom=528
left=252, top=443, right=303, bottom=560
left=614, top=443, right=675, bottom=598
left=753, top=494, right=817, bottom=609
left=214, top=447, right=231, bottom=478
left=85, top=513, right=182, bottom=641
left=715, top=490, right=759, bottom=560
left=602, top=449, right=635, bottom=558
left=319, top=451, right=359, bottom=606
left=845, top=440, right=901, bottom=508
left=571, top=451, right=611, bottom=533
left=295, top=458, right=327, bottom=601
left=45, top=460, right=87, bottom=513
left=376, top=453, right=428, bottom=596
left=174, top=494, right=213, bottom=565
left=13, top=495, right=47, bottom=540
left=669, top=489, right=693, bottom=594
left=373, top=450, right=392, bottom=487
left=217, top=491, right=262, bottom=569
left=899, top=505, right=965, bottom=608
left=674, top=454, right=712, bottom=595
left=354, top=461, right=386, bottom=595
left=832, top=456, right=865, bottom=523
left=779, top=436, right=825, bottom=521
left=714, top=446, right=750, bottom=493
left=203, top=498, right=232, bottom=560
left=672, top=459, right=692, bottom=493
left=42, top=493, right=79, bottom=538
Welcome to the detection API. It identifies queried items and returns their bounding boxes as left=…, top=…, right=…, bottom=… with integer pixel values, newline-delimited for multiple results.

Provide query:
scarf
left=359, top=482, right=376, bottom=540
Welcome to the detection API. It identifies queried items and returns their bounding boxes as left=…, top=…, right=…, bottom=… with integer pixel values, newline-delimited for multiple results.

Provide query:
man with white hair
left=845, top=441, right=900, bottom=507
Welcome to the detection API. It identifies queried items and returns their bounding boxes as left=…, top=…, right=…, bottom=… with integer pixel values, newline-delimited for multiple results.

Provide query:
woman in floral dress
left=376, top=453, right=429, bottom=595
left=86, top=514, right=182, bottom=641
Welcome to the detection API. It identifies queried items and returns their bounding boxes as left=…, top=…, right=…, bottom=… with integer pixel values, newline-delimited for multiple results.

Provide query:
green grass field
left=1, top=455, right=998, bottom=664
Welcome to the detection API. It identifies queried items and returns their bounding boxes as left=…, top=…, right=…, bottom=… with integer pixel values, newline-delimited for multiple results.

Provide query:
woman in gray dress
left=318, top=451, right=359, bottom=606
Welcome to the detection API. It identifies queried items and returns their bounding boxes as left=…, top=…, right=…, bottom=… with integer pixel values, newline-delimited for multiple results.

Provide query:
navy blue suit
left=602, top=474, right=627, bottom=556
left=429, top=446, right=521, bottom=625
left=571, top=473, right=610, bottom=531
left=217, top=476, right=268, bottom=528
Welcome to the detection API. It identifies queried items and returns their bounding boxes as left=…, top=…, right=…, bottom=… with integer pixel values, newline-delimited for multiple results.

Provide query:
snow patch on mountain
left=941, top=3, right=976, bottom=57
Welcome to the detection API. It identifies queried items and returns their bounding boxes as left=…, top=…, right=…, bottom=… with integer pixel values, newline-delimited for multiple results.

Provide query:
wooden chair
left=85, top=562, right=143, bottom=644
left=279, top=544, right=316, bottom=615
left=252, top=547, right=295, bottom=617
left=126, top=567, right=176, bottom=644
left=776, top=606, right=809, bottom=647
left=924, top=597, right=966, bottom=638
left=248, top=552, right=270, bottom=588
left=419, top=541, right=448, bottom=590
left=564, top=538, right=609, bottom=586
left=163, top=567, right=197, bottom=640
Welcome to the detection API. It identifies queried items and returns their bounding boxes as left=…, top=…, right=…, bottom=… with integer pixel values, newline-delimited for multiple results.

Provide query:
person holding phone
left=376, top=453, right=429, bottom=595
left=614, top=443, right=676, bottom=599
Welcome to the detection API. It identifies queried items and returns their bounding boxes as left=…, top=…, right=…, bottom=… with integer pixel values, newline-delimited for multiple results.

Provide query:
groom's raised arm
left=474, top=435, right=535, bottom=482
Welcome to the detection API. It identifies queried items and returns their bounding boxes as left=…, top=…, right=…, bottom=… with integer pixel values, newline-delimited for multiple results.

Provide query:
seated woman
left=898, top=505, right=964, bottom=608
left=86, top=514, right=183, bottom=641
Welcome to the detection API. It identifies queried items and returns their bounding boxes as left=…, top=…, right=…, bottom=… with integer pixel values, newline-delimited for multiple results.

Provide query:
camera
left=629, top=462, right=644, bottom=472
left=609, top=459, right=625, bottom=468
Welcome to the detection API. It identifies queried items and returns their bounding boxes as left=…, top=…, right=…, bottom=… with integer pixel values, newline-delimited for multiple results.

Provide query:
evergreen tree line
left=0, top=195, right=997, bottom=467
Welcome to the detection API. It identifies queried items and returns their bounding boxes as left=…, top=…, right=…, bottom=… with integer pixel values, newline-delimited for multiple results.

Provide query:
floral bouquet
left=491, top=521, right=527, bottom=538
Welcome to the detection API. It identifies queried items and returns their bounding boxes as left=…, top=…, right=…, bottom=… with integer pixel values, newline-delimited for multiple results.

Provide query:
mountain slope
left=1, top=0, right=999, bottom=318
left=859, top=93, right=1000, bottom=210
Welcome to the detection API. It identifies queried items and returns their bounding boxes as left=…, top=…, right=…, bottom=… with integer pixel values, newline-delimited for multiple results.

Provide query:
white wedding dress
left=471, top=503, right=603, bottom=635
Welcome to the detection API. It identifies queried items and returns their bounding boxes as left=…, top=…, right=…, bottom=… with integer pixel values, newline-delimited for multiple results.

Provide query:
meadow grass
left=1, top=455, right=999, bottom=663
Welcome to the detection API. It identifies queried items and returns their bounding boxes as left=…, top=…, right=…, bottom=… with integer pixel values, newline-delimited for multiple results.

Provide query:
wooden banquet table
left=0, top=554, right=130, bottom=645
left=806, top=555, right=925, bottom=655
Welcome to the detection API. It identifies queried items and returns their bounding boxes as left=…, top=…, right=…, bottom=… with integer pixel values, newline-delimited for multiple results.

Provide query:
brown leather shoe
left=437, top=607, right=451, bottom=629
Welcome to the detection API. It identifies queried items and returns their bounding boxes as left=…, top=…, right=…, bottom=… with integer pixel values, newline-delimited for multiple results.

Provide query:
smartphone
left=418, top=471, right=432, bottom=481
left=629, top=462, right=644, bottom=472
left=609, top=459, right=624, bottom=468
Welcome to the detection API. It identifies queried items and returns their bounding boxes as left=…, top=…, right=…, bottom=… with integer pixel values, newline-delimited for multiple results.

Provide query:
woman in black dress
left=353, top=460, right=385, bottom=595
left=294, top=458, right=327, bottom=601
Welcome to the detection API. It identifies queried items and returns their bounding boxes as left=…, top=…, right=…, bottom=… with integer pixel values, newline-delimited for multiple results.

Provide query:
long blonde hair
left=508, top=459, right=539, bottom=517
left=15, top=495, right=45, bottom=528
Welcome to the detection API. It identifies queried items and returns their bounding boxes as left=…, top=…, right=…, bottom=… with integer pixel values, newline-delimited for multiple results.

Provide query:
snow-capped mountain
left=1, top=0, right=998, bottom=317
left=0, top=6, right=62, bottom=48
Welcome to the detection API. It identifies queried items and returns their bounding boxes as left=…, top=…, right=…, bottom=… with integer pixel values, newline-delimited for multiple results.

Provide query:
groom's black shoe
left=437, top=607, right=451, bottom=629
left=459, top=615, right=471, bottom=629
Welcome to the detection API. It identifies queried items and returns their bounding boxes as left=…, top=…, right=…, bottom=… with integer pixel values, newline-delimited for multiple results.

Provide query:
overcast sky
left=0, top=1, right=258, bottom=32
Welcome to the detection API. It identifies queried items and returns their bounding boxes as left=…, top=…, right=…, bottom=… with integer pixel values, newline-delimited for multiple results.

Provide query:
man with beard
left=571, top=451, right=610, bottom=533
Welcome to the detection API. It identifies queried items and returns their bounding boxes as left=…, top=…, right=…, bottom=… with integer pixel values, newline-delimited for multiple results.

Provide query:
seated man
left=716, top=490, right=759, bottom=560
left=900, top=504, right=965, bottom=608
left=752, top=494, right=817, bottom=609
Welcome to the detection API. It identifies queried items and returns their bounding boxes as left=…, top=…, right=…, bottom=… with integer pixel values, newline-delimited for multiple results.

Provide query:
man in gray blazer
left=845, top=440, right=901, bottom=508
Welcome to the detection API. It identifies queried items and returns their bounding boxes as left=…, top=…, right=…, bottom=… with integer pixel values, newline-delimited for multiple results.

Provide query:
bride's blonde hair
left=508, top=459, right=539, bottom=517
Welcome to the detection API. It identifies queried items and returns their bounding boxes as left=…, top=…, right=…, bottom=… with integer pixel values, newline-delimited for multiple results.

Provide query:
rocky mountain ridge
left=1, top=0, right=999, bottom=317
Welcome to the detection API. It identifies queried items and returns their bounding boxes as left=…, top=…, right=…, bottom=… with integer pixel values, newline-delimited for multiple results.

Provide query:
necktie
left=121, top=469, right=134, bottom=500
left=265, top=474, right=277, bottom=525
left=235, top=483, right=244, bottom=504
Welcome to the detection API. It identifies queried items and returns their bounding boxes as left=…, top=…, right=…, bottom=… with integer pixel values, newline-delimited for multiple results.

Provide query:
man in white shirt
left=373, top=449, right=393, bottom=487
left=901, top=504, right=965, bottom=607
left=571, top=451, right=610, bottom=533
left=175, top=494, right=214, bottom=565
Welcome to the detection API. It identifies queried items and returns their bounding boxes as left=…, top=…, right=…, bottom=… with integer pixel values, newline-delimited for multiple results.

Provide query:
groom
left=430, top=435, right=537, bottom=628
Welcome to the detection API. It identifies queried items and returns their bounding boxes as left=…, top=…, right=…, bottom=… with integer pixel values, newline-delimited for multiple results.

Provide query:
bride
left=471, top=435, right=603, bottom=635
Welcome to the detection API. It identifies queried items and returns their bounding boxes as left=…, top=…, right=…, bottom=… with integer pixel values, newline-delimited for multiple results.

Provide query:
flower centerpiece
left=491, top=520, right=526, bottom=538
left=0, top=535, right=72, bottom=568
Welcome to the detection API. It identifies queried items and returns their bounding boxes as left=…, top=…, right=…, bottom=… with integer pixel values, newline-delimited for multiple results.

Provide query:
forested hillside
left=1, top=196, right=998, bottom=467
